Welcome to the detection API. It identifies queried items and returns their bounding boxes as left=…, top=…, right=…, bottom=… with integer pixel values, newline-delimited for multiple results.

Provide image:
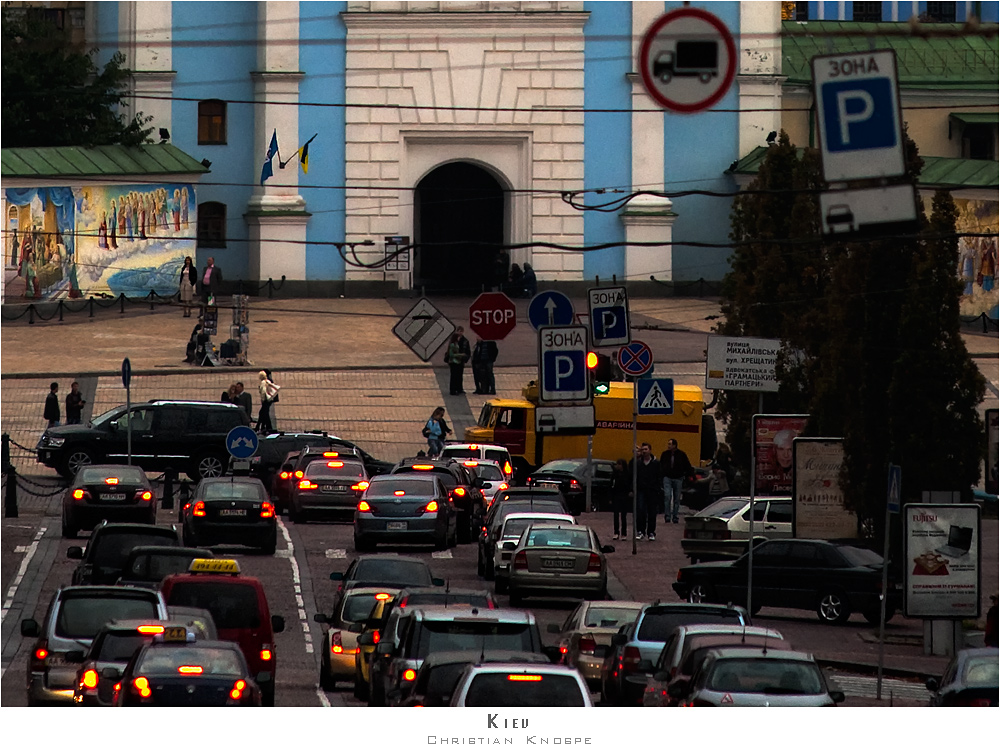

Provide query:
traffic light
left=588, top=352, right=612, bottom=395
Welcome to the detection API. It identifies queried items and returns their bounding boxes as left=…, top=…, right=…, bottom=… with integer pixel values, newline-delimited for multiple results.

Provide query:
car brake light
left=136, top=625, right=165, bottom=634
left=587, top=553, right=602, bottom=573
left=513, top=551, right=528, bottom=571
left=621, top=646, right=642, bottom=674
left=299, top=480, right=318, bottom=490
left=412, top=464, right=434, bottom=470
left=423, top=501, right=439, bottom=513
left=526, top=477, right=533, bottom=485
left=81, top=669, right=99, bottom=689
left=331, top=632, right=344, bottom=653
left=260, top=502, right=275, bottom=518
left=34, top=646, right=48, bottom=661
left=504, top=461, right=512, bottom=475
left=463, top=461, right=478, bottom=467
left=352, top=481, right=369, bottom=491
left=294, top=470, right=304, bottom=478
left=393, top=490, right=406, bottom=496
left=230, top=679, right=246, bottom=700
left=453, top=487, right=466, bottom=496
left=358, top=500, right=371, bottom=512
left=322, top=452, right=339, bottom=457
left=375, top=593, right=392, bottom=601
left=403, top=669, right=416, bottom=682
left=104, top=478, right=120, bottom=485
left=133, top=677, right=152, bottom=698
left=261, top=646, right=273, bottom=661
left=559, top=645, right=568, bottom=654
left=570, top=479, right=580, bottom=488
left=193, top=501, right=206, bottom=517
left=72, top=489, right=85, bottom=500
left=507, top=674, right=542, bottom=681
left=372, top=630, right=381, bottom=644
left=137, top=490, right=153, bottom=501
left=327, top=461, right=344, bottom=468
left=498, top=482, right=508, bottom=491
left=177, top=665, right=204, bottom=674
left=578, top=637, right=597, bottom=654
left=469, top=444, right=478, bottom=450
left=279, top=471, right=290, bottom=480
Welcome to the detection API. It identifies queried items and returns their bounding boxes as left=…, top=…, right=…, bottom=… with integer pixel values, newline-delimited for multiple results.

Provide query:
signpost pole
left=586, top=434, right=594, bottom=513
left=122, top=358, right=132, bottom=466
left=632, top=378, right=638, bottom=556
left=747, top=398, right=762, bottom=617
left=876, top=499, right=891, bottom=700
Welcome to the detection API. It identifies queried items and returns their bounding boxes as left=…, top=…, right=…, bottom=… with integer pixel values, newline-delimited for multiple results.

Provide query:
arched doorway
left=414, top=162, right=506, bottom=293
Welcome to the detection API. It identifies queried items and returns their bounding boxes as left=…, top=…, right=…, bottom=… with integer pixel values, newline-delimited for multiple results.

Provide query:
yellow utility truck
left=464, top=381, right=716, bottom=481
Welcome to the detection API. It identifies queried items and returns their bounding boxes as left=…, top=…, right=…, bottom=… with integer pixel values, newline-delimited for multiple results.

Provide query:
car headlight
left=46, top=437, right=66, bottom=447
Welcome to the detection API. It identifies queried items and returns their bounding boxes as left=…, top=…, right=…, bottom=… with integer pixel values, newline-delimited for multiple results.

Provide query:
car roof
left=443, top=443, right=509, bottom=452
left=341, top=586, right=402, bottom=598
left=464, top=662, right=580, bottom=675
left=371, top=472, right=437, bottom=483
left=124, top=545, right=212, bottom=559
left=91, top=522, right=177, bottom=534
left=502, top=512, right=575, bottom=522
left=100, top=618, right=190, bottom=633
left=642, top=602, right=745, bottom=616
left=58, top=585, right=163, bottom=598
left=149, top=400, right=244, bottom=409
left=198, top=476, right=266, bottom=485
left=411, top=606, right=534, bottom=623
left=679, top=625, right=784, bottom=641
left=76, top=464, right=150, bottom=474
left=522, top=522, right=590, bottom=532
left=706, top=647, right=814, bottom=661
left=352, top=554, right=429, bottom=566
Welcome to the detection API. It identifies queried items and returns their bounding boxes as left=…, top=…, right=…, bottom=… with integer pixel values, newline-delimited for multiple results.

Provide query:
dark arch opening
left=414, top=162, right=506, bottom=294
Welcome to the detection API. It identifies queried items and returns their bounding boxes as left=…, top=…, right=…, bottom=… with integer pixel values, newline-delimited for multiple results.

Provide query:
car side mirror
left=829, top=690, right=845, bottom=704
left=601, top=545, right=615, bottom=554
left=542, top=645, right=563, bottom=663
left=67, top=546, right=84, bottom=560
left=925, top=677, right=939, bottom=692
left=611, top=633, right=627, bottom=647
left=329, top=572, right=344, bottom=581
left=547, top=623, right=561, bottom=634
left=501, top=541, right=516, bottom=551
left=271, top=615, right=285, bottom=633
left=313, top=614, right=328, bottom=624
left=358, top=632, right=376, bottom=647
left=109, top=420, right=119, bottom=431
left=432, top=578, right=445, bottom=587
left=102, top=667, right=122, bottom=681
left=636, top=659, right=654, bottom=673
left=667, top=678, right=690, bottom=698
left=20, top=619, right=40, bottom=638
left=376, top=642, right=393, bottom=656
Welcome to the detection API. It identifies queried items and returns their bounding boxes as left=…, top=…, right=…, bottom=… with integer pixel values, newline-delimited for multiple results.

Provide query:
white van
left=440, top=443, right=513, bottom=481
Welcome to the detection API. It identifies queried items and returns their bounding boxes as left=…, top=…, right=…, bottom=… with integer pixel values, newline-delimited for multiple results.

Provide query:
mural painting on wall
left=4, top=183, right=196, bottom=301
left=954, top=198, right=998, bottom=320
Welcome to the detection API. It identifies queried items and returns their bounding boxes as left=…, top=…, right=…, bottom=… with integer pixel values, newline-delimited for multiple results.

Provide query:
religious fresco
left=954, top=198, right=999, bottom=320
left=3, top=183, right=196, bottom=301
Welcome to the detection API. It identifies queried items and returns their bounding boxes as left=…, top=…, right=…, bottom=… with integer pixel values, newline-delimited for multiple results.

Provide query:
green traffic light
left=594, top=382, right=610, bottom=395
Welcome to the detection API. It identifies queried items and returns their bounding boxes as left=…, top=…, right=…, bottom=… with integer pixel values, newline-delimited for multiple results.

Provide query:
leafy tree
left=718, top=130, right=986, bottom=538
left=1, top=8, right=152, bottom=148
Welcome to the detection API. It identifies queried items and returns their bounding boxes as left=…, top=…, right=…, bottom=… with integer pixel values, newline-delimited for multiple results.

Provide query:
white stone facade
left=343, top=2, right=588, bottom=288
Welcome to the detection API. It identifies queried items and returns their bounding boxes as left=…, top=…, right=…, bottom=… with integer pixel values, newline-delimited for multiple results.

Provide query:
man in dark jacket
left=234, top=381, right=253, bottom=420
left=65, top=381, right=86, bottom=425
left=44, top=382, right=60, bottom=427
left=200, top=256, right=223, bottom=304
left=628, top=442, right=661, bottom=541
left=471, top=337, right=499, bottom=395
left=660, top=438, right=692, bottom=524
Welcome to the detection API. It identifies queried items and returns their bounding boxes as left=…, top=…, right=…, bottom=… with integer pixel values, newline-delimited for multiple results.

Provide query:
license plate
left=101, top=493, right=127, bottom=501
left=694, top=531, right=713, bottom=539
left=321, top=485, right=346, bottom=493
left=218, top=508, right=247, bottom=517
left=539, top=481, right=560, bottom=488
left=386, top=521, right=407, bottom=531
left=541, top=557, right=574, bottom=569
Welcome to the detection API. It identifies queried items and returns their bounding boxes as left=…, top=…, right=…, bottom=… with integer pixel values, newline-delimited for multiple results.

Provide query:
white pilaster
left=120, top=2, right=174, bottom=135
left=738, top=1, right=784, bottom=157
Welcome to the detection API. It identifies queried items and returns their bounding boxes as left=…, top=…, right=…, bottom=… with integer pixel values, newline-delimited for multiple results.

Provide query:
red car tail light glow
left=352, top=481, right=369, bottom=491
left=260, top=502, right=275, bottom=518
left=72, top=489, right=86, bottom=500
left=587, top=553, right=602, bottom=573
left=193, top=501, right=206, bottom=517
left=299, top=480, right=318, bottom=490
left=81, top=669, right=99, bottom=689
left=358, top=500, right=371, bottom=512
left=423, top=501, right=439, bottom=513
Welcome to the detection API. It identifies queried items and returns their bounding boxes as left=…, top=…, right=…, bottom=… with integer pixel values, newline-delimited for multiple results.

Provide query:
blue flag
left=259, top=129, right=279, bottom=185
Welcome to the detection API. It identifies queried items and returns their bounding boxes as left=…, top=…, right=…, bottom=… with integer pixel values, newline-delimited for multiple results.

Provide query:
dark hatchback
left=62, top=464, right=157, bottom=537
left=116, top=545, right=214, bottom=588
left=526, top=458, right=616, bottom=514
left=673, top=538, right=902, bottom=625
left=926, top=647, right=998, bottom=707
left=330, top=555, right=443, bottom=607
left=390, top=458, right=487, bottom=544
left=181, top=477, right=277, bottom=554
left=68, top=522, right=181, bottom=586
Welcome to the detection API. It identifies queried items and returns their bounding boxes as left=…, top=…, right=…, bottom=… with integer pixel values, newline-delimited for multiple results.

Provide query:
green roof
left=729, top=146, right=998, bottom=189
left=781, top=21, right=999, bottom=89
left=949, top=112, right=999, bottom=125
left=1, top=144, right=210, bottom=179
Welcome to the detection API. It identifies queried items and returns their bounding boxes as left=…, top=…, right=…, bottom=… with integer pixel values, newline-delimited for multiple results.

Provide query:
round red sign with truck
left=638, top=7, right=737, bottom=114
left=469, top=292, right=517, bottom=340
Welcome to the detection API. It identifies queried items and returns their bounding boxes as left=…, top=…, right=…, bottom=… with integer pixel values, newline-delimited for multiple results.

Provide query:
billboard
left=752, top=414, right=808, bottom=495
left=792, top=438, right=857, bottom=539
left=904, top=504, right=981, bottom=619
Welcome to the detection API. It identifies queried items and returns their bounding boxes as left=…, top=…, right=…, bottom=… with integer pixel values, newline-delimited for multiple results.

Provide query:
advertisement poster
left=904, top=504, right=981, bottom=619
left=792, top=438, right=857, bottom=538
left=753, top=414, right=808, bottom=495
left=4, top=183, right=196, bottom=301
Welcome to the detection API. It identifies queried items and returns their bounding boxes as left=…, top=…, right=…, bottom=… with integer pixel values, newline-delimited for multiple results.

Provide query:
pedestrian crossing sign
left=637, top=378, right=673, bottom=415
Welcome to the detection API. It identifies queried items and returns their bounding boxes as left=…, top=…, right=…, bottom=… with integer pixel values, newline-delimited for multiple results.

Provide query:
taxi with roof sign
left=353, top=590, right=399, bottom=701
left=288, top=450, right=370, bottom=524
left=112, top=625, right=262, bottom=706
left=159, top=558, right=284, bottom=706
left=314, top=587, right=398, bottom=691
left=389, top=457, right=486, bottom=543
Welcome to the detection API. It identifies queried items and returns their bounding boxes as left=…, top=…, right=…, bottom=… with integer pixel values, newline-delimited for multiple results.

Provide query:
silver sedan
left=507, top=523, right=614, bottom=606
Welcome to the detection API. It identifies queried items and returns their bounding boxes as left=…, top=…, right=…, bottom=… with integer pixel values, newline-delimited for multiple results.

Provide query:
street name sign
left=393, top=298, right=456, bottom=362
left=538, top=325, right=591, bottom=404
left=588, top=286, right=630, bottom=347
left=812, top=50, right=904, bottom=182
left=706, top=335, right=780, bottom=392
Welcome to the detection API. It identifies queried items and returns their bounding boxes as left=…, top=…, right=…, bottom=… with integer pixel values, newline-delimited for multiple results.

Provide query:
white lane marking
left=325, top=549, right=347, bottom=559
left=277, top=517, right=327, bottom=707
left=1, top=527, right=46, bottom=623
left=13, top=545, right=28, bottom=554
left=431, top=550, right=453, bottom=559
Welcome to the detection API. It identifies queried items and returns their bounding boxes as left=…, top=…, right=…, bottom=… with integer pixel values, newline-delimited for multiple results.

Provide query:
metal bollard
left=162, top=467, right=176, bottom=510
left=2, top=432, right=10, bottom=471
left=4, top=464, right=18, bottom=518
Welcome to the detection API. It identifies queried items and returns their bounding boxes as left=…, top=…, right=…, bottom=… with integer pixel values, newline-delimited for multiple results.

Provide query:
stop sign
left=468, top=292, right=517, bottom=340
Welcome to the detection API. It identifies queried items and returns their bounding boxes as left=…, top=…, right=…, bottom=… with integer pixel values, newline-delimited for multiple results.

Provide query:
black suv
left=67, top=521, right=181, bottom=586
left=390, top=458, right=487, bottom=544
left=248, top=431, right=394, bottom=487
left=37, top=400, right=250, bottom=480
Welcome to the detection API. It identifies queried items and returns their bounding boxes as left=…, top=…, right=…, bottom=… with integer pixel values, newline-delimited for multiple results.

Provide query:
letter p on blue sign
left=822, top=79, right=896, bottom=152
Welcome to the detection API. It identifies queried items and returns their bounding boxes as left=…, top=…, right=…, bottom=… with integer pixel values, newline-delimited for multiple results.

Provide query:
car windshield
left=78, top=467, right=146, bottom=485
left=536, top=461, right=581, bottom=474
left=353, top=560, right=433, bottom=587
left=637, top=610, right=743, bottom=642
left=56, top=596, right=159, bottom=639
left=368, top=478, right=435, bottom=497
left=526, top=529, right=590, bottom=549
left=474, top=465, right=504, bottom=481
left=90, top=406, right=126, bottom=428
left=442, top=447, right=479, bottom=460
left=201, top=482, right=266, bottom=501
left=127, top=552, right=204, bottom=582
left=699, top=497, right=747, bottom=520
left=95, top=633, right=149, bottom=662
left=88, top=531, right=178, bottom=569
left=341, top=593, right=383, bottom=625
left=403, top=593, right=492, bottom=608
left=463, top=672, right=585, bottom=707
left=964, top=657, right=1000, bottom=687
left=583, top=606, right=641, bottom=629
left=484, top=450, right=509, bottom=466
left=137, top=646, right=244, bottom=676
left=305, top=460, right=365, bottom=479
left=837, top=545, right=883, bottom=568
left=165, top=582, right=261, bottom=630
left=707, top=658, right=824, bottom=695
left=419, top=622, right=534, bottom=656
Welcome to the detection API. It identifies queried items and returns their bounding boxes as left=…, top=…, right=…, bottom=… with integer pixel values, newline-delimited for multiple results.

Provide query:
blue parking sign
left=821, top=78, right=896, bottom=152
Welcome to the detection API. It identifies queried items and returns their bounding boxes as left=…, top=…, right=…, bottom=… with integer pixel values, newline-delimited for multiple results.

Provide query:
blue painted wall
left=661, top=1, right=740, bottom=282
left=172, top=2, right=257, bottom=281
left=300, top=3, right=348, bottom=286
left=582, top=1, right=631, bottom=282
left=91, top=3, right=117, bottom=68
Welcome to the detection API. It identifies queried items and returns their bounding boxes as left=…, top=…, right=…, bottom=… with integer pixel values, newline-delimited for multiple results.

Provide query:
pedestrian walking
left=708, top=443, right=734, bottom=504
left=660, top=438, right=692, bottom=524
left=423, top=406, right=451, bottom=457
left=179, top=256, right=197, bottom=317
left=200, top=256, right=222, bottom=305
left=234, top=381, right=253, bottom=420
left=471, top=337, right=499, bottom=395
left=65, top=381, right=86, bottom=425
left=521, top=262, right=537, bottom=298
left=44, top=382, right=61, bottom=428
left=611, top=458, right=631, bottom=541
left=628, top=442, right=661, bottom=540
left=445, top=327, right=471, bottom=395
left=256, top=370, right=281, bottom=434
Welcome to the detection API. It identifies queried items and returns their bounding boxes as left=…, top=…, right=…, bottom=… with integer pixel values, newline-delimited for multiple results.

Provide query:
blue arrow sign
left=528, top=291, right=574, bottom=331
left=617, top=340, right=653, bottom=377
left=121, top=358, right=132, bottom=389
left=226, top=426, right=260, bottom=459
left=637, top=378, right=674, bottom=415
